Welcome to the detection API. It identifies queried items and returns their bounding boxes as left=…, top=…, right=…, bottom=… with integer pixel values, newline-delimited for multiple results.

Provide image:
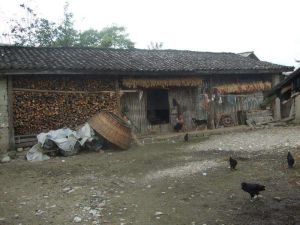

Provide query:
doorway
left=147, top=89, right=170, bottom=125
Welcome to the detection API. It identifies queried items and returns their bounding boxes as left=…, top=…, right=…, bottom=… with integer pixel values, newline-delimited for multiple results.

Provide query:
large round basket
left=88, top=111, right=132, bottom=150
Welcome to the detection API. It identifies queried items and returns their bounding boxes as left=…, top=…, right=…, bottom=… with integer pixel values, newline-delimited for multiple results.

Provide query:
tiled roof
left=0, top=46, right=293, bottom=74
left=238, top=51, right=260, bottom=61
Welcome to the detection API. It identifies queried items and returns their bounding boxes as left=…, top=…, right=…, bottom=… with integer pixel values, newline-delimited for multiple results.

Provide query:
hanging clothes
left=203, top=93, right=210, bottom=111
left=218, top=96, right=223, bottom=104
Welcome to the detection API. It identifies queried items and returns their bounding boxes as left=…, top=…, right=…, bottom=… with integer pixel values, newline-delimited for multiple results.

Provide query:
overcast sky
left=0, top=0, right=299, bottom=68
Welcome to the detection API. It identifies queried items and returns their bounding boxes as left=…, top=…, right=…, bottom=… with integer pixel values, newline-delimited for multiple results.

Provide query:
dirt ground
left=1, top=126, right=300, bottom=225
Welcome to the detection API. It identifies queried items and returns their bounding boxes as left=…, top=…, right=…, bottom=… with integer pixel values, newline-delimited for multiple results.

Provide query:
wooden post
left=7, top=76, right=15, bottom=150
left=208, top=77, right=215, bottom=129
left=272, top=74, right=281, bottom=120
left=115, top=78, right=121, bottom=114
left=294, top=95, right=300, bottom=122
left=0, top=76, right=10, bottom=154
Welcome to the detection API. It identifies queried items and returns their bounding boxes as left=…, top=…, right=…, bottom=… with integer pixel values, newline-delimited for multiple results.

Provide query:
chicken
left=241, top=182, right=265, bottom=199
left=229, top=156, right=237, bottom=170
left=287, top=151, right=295, bottom=168
left=192, top=118, right=207, bottom=127
left=184, top=133, right=189, bottom=142
left=174, top=123, right=183, bottom=132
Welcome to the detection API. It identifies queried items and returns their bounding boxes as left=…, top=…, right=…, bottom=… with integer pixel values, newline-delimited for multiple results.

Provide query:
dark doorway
left=147, top=89, right=170, bottom=124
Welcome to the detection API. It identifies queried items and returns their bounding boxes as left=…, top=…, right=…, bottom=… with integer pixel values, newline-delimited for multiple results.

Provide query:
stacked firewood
left=13, top=76, right=114, bottom=91
left=13, top=76, right=118, bottom=135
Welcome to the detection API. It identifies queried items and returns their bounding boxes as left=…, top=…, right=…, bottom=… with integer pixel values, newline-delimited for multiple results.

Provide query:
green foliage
left=78, top=26, right=134, bottom=49
left=78, top=29, right=102, bottom=47
left=35, top=19, right=58, bottom=47
left=2, top=2, right=135, bottom=49
left=54, top=3, right=78, bottom=47
left=148, top=41, right=164, bottom=50
left=98, top=25, right=134, bottom=49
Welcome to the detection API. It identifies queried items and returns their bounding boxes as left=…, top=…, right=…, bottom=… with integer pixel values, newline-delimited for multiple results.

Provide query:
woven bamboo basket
left=88, top=111, right=132, bottom=150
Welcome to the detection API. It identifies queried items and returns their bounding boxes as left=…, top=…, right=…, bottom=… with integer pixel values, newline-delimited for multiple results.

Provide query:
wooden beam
left=2, top=69, right=293, bottom=76
left=280, top=85, right=291, bottom=94
left=13, top=88, right=137, bottom=94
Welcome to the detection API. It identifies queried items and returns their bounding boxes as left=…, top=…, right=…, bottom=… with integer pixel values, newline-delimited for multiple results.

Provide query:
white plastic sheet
left=76, top=123, right=95, bottom=145
left=37, top=123, right=94, bottom=152
left=26, top=143, right=50, bottom=162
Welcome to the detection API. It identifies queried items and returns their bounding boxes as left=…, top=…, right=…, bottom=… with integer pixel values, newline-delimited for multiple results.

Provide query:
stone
left=1, top=155, right=10, bottom=163
left=83, top=206, right=91, bottom=211
left=73, top=216, right=82, bottom=223
left=35, top=209, right=45, bottom=216
left=89, top=209, right=99, bottom=217
left=17, top=147, right=23, bottom=152
left=154, top=211, right=163, bottom=216
left=7, top=151, right=17, bottom=159
left=273, top=196, right=282, bottom=202
left=63, top=187, right=72, bottom=192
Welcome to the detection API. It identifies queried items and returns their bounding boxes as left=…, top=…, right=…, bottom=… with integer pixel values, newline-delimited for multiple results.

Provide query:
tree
left=148, top=41, right=164, bottom=50
left=2, top=2, right=134, bottom=49
left=97, top=25, right=134, bottom=49
left=54, top=2, right=78, bottom=47
left=78, top=29, right=102, bottom=47
left=4, top=4, right=40, bottom=46
left=78, top=26, right=134, bottom=49
left=35, top=19, right=58, bottom=47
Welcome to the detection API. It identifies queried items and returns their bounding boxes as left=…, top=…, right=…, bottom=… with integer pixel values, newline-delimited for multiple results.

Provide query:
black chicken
left=287, top=151, right=295, bottom=168
left=174, top=123, right=183, bottom=132
left=184, top=133, right=189, bottom=142
left=229, top=156, right=237, bottom=170
left=192, top=118, right=207, bottom=127
left=241, top=182, right=265, bottom=199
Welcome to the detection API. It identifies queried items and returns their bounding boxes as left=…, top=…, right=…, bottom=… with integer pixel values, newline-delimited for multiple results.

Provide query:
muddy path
left=0, top=127, right=300, bottom=225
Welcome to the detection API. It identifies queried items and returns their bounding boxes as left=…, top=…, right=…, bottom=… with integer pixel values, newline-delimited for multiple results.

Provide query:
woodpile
left=214, top=81, right=271, bottom=94
left=122, top=77, right=202, bottom=88
left=13, top=76, right=118, bottom=135
left=13, top=75, right=114, bottom=91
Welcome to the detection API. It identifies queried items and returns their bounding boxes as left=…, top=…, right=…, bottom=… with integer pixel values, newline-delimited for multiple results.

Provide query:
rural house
left=265, top=67, right=300, bottom=121
left=0, top=46, right=293, bottom=152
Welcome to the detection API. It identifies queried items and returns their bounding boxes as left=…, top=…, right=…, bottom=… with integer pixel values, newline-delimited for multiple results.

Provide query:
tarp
left=37, top=123, right=94, bottom=152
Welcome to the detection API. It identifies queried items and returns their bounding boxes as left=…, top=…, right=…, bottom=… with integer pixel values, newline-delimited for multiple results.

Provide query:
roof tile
left=0, top=46, right=293, bottom=74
